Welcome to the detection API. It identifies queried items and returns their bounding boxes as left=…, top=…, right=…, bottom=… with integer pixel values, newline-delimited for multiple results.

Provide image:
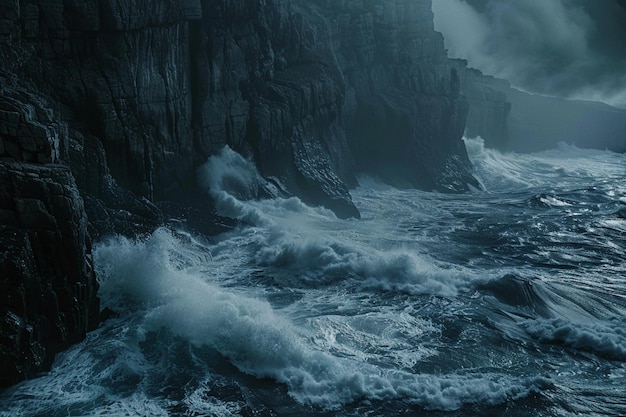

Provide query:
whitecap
left=521, top=317, right=626, bottom=361
left=90, top=229, right=549, bottom=411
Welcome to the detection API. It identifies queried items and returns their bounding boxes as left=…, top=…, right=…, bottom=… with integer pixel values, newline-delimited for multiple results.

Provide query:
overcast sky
left=432, top=0, right=626, bottom=108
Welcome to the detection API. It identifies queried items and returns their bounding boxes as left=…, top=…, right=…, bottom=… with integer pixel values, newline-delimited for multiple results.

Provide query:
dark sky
left=432, top=0, right=626, bottom=108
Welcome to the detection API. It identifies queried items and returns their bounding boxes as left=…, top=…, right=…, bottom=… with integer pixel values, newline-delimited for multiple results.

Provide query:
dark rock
left=99, top=177, right=164, bottom=237
left=2, top=0, right=483, bottom=220
left=157, top=196, right=237, bottom=237
left=291, top=128, right=360, bottom=219
left=0, top=162, right=99, bottom=388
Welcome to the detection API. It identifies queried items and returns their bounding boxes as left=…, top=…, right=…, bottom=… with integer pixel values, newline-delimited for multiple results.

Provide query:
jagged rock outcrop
left=1, top=0, right=490, bottom=386
left=0, top=162, right=100, bottom=387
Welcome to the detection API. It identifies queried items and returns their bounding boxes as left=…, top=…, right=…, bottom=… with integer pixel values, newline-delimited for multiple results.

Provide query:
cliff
left=450, top=62, right=626, bottom=153
left=446, top=59, right=512, bottom=150
left=504, top=88, right=626, bottom=153
left=1, top=0, right=486, bottom=385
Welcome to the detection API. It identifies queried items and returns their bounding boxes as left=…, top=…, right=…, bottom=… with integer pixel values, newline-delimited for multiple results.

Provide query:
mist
left=433, top=0, right=626, bottom=108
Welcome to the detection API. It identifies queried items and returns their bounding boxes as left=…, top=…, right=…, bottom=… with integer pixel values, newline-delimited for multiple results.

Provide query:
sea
left=1, top=137, right=625, bottom=416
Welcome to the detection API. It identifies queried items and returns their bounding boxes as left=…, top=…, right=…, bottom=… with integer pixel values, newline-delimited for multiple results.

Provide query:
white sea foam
left=539, top=195, right=572, bottom=207
left=521, top=317, right=626, bottom=360
left=196, top=147, right=481, bottom=297
left=196, top=146, right=269, bottom=225
left=464, top=136, right=626, bottom=192
left=464, top=136, right=534, bottom=190
left=198, top=146, right=262, bottom=201
left=90, top=230, right=548, bottom=410
left=308, top=310, right=440, bottom=369
left=184, top=382, right=244, bottom=417
left=253, top=230, right=474, bottom=296
left=0, top=315, right=167, bottom=417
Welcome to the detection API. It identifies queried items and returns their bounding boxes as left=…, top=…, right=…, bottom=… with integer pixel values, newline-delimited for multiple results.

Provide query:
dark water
left=1, top=138, right=625, bottom=416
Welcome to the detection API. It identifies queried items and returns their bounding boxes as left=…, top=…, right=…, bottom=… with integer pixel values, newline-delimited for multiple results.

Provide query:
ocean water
left=1, top=138, right=625, bottom=416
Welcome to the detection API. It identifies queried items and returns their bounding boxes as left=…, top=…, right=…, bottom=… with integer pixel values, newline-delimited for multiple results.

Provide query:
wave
left=195, top=147, right=484, bottom=297
left=464, top=137, right=535, bottom=190
left=464, top=136, right=626, bottom=192
left=478, top=274, right=551, bottom=316
left=479, top=272, right=626, bottom=364
left=6, top=145, right=624, bottom=416
left=84, top=229, right=549, bottom=411
left=253, top=231, right=476, bottom=296
left=198, top=146, right=263, bottom=201
left=521, top=317, right=626, bottom=361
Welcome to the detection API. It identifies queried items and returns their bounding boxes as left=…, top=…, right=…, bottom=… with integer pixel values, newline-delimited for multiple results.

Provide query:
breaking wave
left=2, top=143, right=625, bottom=416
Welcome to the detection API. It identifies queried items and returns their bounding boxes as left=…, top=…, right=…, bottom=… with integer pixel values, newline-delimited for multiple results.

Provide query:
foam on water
left=464, top=136, right=626, bottom=192
left=2, top=143, right=625, bottom=416
left=521, top=317, right=626, bottom=360
left=91, top=230, right=548, bottom=410
left=199, top=146, right=262, bottom=201
left=308, top=310, right=440, bottom=369
left=183, top=381, right=245, bottom=416
left=464, top=137, right=535, bottom=189
left=197, top=149, right=487, bottom=297
left=0, top=315, right=167, bottom=417
left=253, top=230, right=476, bottom=296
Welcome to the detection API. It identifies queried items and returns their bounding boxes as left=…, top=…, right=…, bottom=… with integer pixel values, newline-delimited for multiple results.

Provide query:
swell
left=479, top=272, right=626, bottom=362
left=0, top=219, right=544, bottom=413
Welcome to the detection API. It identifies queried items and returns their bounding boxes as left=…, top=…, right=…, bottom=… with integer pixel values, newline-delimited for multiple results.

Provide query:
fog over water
left=433, top=0, right=626, bottom=108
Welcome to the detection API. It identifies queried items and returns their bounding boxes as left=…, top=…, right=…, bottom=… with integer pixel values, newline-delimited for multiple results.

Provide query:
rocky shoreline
left=0, top=0, right=508, bottom=386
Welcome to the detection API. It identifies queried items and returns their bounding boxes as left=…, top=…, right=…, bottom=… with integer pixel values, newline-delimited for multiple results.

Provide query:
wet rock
left=291, top=128, right=360, bottom=219
left=0, top=162, right=99, bottom=387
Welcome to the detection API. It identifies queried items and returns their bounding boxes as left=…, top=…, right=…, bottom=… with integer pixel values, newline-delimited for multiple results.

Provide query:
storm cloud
left=432, top=0, right=626, bottom=108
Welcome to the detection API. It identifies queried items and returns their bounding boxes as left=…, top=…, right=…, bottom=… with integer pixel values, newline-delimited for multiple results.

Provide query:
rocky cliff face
left=0, top=162, right=100, bottom=387
left=452, top=63, right=512, bottom=149
left=1, top=0, right=487, bottom=385
left=196, top=0, right=480, bottom=200
left=0, top=80, right=100, bottom=386
left=4, top=0, right=482, bottom=215
left=450, top=60, right=626, bottom=153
